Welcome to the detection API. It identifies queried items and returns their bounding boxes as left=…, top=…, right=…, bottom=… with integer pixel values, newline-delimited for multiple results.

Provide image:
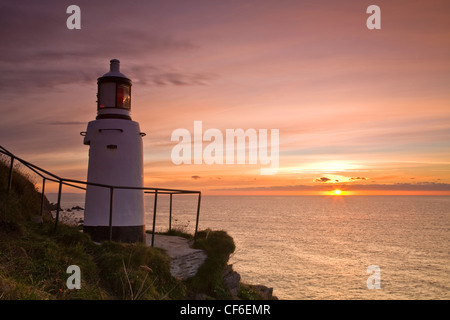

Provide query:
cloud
left=349, top=183, right=450, bottom=191
left=191, top=175, right=200, bottom=180
left=150, top=72, right=217, bottom=86
left=0, top=2, right=207, bottom=94
left=40, top=121, right=87, bottom=126
left=212, top=182, right=450, bottom=192
left=349, top=177, right=368, bottom=181
left=130, top=65, right=218, bottom=87
left=314, top=177, right=331, bottom=183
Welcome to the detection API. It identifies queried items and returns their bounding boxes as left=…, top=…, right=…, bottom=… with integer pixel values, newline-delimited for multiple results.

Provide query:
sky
left=1, top=0, right=449, bottom=195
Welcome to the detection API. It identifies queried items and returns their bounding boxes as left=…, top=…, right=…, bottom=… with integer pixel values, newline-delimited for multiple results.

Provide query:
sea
left=47, top=194, right=450, bottom=300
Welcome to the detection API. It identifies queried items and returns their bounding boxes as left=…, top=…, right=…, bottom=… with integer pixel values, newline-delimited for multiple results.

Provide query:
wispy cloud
left=1, top=0, right=449, bottom=192
left=40, top=121, right=87, bottom=126
left=314, top=177, right=331, bottom=183
left=349, top=177, right=368, bottom=181
left=129, top=65, right=217, bottom=87
left=212, top=183, right=450, bottom=192
left=0, top=2, right=205, bottom=94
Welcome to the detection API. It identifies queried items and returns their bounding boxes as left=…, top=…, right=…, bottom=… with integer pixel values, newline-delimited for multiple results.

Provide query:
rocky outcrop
left=147, top=234, right=207, bottom=280
left=223, top=264, right=241, bottom=297
left=146, top=233, right=277, bottom=300
left=170, top=249, right=208, bottom=280
left=251, top=285, right=278, bottom=300
left=222, top=264, right=278, bottom=300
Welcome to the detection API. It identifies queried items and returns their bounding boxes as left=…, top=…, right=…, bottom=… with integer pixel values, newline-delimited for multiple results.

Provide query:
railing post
left=7, top=156, right=14, bottom=193
left=151, top=190, right=158, bottom=247
left=194, top=192, right=201, bottom=243
left=40, top=178, right=46, bottom=218
left=54, top=180, right=63, bottom=232
left=109, top=187, right=114, bottom=241
left=169, top=193, right=173, bottom=232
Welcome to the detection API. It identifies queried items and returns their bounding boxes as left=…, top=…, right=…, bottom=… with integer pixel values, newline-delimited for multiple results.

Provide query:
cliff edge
left=0, top=160, right=276, bottom=300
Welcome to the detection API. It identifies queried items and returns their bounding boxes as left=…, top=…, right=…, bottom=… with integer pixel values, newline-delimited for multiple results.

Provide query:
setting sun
left=332, top=189, right=342, bottom=195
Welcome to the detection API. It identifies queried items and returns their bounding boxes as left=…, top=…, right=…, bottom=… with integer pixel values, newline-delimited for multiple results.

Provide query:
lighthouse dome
left=101, top=59, right=128, bottom=79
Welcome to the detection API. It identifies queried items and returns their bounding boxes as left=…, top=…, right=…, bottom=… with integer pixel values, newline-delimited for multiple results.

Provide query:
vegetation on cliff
left=0, top=160, right=268, bottom=300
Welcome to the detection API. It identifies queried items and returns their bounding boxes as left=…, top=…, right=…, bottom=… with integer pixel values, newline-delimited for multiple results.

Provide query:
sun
left=332, top=189, right=342, bottom=195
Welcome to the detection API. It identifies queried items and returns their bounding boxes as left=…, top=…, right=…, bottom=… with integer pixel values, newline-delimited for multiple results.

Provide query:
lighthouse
left=82, top=59, right=145, bottom=243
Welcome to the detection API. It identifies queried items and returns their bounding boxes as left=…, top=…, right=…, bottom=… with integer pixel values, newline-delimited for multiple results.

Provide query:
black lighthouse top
left=96, top=59, right=132, bottom=120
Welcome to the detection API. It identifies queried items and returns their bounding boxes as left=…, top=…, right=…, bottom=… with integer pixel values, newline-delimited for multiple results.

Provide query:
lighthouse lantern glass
left=98, top=81, right=131, bottom=110
left=116, top=84, right=131, bottom=109
left=98, top=82, right=116, bottom=109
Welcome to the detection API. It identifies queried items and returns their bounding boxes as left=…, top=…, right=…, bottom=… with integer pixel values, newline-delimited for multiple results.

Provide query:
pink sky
left=1, top=0, right=449, bottom=194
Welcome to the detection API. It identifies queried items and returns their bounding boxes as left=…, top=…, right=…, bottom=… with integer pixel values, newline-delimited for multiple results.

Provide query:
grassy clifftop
left=0, top=160, right=267, bottom=300
left=0, top=160, right=179, bottom=299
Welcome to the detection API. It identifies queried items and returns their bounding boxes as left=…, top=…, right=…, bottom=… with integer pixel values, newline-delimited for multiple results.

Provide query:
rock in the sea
left=47, top=202, right=61, bottom=211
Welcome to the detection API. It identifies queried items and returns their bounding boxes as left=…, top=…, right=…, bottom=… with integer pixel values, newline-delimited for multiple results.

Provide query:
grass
left=187, top=229, right=236, bottom=299
left=148, top=228, right=239, bottom=299
left=0, top=158, right=258, bottom=300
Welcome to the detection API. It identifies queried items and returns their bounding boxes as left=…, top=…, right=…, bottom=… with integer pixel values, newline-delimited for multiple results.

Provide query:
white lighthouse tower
left=82, top=59, right=145, bottom=243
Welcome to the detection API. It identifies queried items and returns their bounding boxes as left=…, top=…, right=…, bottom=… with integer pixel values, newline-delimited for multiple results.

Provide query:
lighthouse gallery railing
left=0, top=146, right=202, bottom=245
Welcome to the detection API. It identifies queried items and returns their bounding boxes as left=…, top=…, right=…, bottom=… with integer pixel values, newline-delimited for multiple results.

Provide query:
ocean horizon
left=47, top=193, right=450, bottom=300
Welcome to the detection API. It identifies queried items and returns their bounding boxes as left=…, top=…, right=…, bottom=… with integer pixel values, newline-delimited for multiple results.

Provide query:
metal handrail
left=0, top=145, right=201, bottom=245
